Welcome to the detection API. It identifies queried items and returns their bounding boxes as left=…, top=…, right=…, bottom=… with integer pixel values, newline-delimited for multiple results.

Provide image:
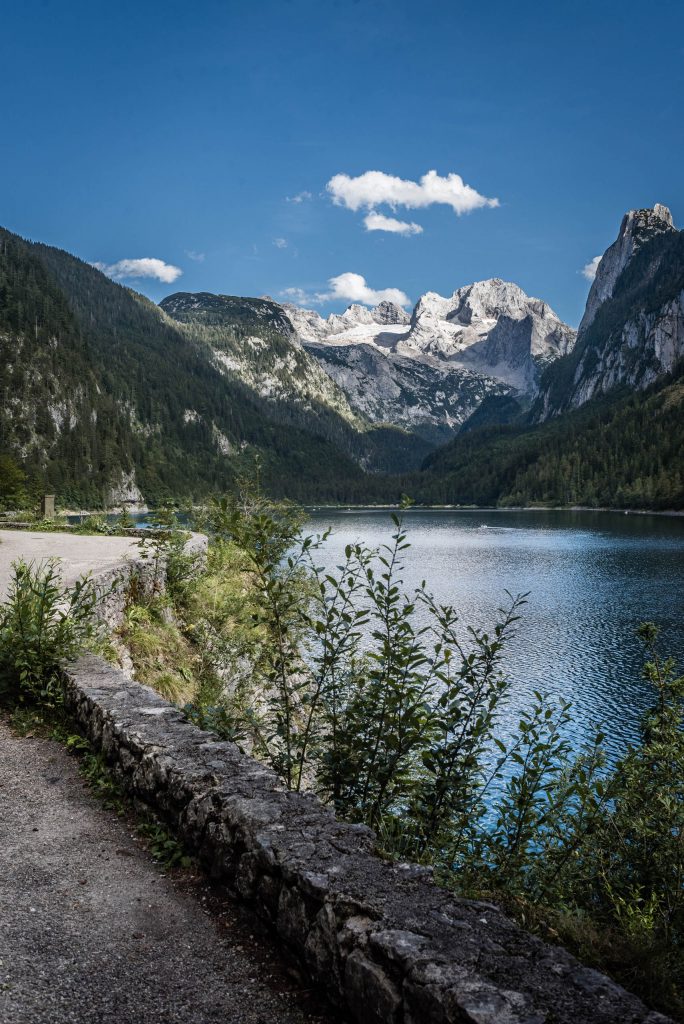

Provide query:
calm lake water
left=118, top=506, right=683, bottom=763
left=304, top=508, right=684, bottom=760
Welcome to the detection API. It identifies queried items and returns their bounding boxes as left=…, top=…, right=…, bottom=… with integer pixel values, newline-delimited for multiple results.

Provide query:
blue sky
left=1, top=0, right=682, bottom=326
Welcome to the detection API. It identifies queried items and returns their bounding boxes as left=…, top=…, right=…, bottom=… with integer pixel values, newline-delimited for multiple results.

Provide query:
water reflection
left=307, top=509, right=684, bottom=760
left=103, top=506, right=683, bottom=765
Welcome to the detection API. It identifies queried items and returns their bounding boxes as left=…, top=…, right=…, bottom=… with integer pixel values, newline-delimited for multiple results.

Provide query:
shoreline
left=305, top=505, right=684, bottom=518
left=88, top=505, right=684, bottom=519
left=7, top=504, right=683, bottom=521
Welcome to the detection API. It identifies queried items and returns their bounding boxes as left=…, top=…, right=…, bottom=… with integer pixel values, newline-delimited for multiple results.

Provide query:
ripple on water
left=309, top=509, right=684, bottom=767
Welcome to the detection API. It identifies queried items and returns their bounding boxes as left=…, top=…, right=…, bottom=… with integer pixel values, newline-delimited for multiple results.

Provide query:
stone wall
left=90, top=532, right=207, bottom=630
left=63, top=654, right=670, bottom=1024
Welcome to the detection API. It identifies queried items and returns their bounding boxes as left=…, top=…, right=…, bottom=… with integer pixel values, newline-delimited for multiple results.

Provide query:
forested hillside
left=159, top=291, right=433, bottom=473
left=0, top=228, right=377, bottom=505
left=416, top=367, right=684, bottom=509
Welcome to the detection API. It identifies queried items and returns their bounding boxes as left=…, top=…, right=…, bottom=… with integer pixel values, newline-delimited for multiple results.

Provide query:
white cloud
left=582, top=255, right=601, bottom=281
left=273, top=237, right=288, bottom=249
left=363, top=212, right=423, bottom=236
left=93, top=257, right=183, bottom=283
left=320, top=272, right=409, bottom=307
left=286, top=190, right=313, bottom=204
left=327, top=169, right=499, bottom=216
left=185, top=250, right=205, bottom=263
left=280, top=273, right=410, bottom=309
left=280, top=287, right=315, bottom=306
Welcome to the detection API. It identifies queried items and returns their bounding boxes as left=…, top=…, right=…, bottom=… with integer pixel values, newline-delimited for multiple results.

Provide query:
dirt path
left=0, top=719, right=336, bottom=1024
left=0, top=530, right=140, bottom=600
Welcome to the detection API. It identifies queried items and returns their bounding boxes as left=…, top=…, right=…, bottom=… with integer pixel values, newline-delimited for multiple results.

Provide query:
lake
left=117, top=505, right=683, bottom=763
left=305, top=508, right=684, bottom=760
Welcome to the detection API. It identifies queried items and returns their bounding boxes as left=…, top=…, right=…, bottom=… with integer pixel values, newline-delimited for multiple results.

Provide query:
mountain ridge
left=284, top=277, right=575, bottom=441
left=1, top=203, right=681, bottom=510
left=535, top=204, right=684, bottom=419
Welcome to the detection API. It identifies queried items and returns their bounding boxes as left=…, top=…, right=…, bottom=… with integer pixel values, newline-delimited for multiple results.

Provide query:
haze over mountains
left=0, top=204, right=682, bottom=508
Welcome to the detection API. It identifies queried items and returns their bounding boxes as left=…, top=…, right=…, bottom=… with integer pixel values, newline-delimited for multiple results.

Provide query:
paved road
left=0, top=530, right=140, bottom=600
left=0, top=720, right=335, bottom=1024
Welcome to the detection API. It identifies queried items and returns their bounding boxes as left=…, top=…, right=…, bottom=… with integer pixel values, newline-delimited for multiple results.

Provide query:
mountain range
left=0, top=204, right=682, bottom=509
left=283, top=279, right=574, bottom=444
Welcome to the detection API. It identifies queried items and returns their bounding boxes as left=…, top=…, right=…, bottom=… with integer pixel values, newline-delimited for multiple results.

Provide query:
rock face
left=305, top=341, right=509, bottom=445
left=536, top=205, right=684, bottom=419
left=401, top=279, right=575, bottom=391
left=580, top=204, right=675, bottom=334
left=286, top=280, right=575, bottom=438
left=107, top=469, right=145, bottom=509
left=371, top=300, right=411, bottom=326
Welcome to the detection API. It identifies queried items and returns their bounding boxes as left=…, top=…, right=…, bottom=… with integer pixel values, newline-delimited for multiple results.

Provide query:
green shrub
left=0, top=558, right=100, bottom=707
left=185, top=489, right=683, bottom=1017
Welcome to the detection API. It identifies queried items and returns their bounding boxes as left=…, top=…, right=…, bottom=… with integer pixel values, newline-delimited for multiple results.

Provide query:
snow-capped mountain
left=401, top=280, right=575, bottom=390
left=285, top=279, right=575, bottom=439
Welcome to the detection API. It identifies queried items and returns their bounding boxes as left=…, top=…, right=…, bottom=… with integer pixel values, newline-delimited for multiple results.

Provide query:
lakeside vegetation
left=1, top=491, right=683, bottom=1018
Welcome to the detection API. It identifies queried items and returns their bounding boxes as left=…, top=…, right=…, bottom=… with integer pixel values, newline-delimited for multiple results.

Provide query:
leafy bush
left=0, top=559, right=100, bottom=707
left=179, top=489, right=683, bottom=1017
left=203, top=492, right=541, bottom=838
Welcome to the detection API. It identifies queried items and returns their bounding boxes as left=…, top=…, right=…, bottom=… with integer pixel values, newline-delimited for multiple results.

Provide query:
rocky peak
left=624, top=203, right=674, bottom=236
left=410, top=291, right=455, bottom=326
left=579, top=204, right=676, bottom=334
left=328, top=303, right=376, bottom=332
left=447, top=279, right=531, bottom=325
left=535, top=204, right=683, bottom=420
left=403, top=279, right=574, bottom=383
left=371, top=300, right=410, bottom=326
left=282, top=303, right=327, bottom=339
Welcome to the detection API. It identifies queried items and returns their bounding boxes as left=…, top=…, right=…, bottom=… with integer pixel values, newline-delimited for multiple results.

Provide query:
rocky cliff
left=536, top=205, right=684, bottom=419
left=580, top=204, right=675, bottom=334
left=304, top=340, right=509, bottom=445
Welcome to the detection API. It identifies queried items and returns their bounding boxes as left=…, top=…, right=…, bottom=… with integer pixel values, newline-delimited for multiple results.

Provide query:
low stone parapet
left=63, top=654, right=670, bottom=1024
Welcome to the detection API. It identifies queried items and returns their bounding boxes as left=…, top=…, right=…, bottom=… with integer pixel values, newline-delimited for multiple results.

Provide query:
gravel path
left=0, top=530, right=141, bottom=600
left=0, top=720, right=337, bottom=1024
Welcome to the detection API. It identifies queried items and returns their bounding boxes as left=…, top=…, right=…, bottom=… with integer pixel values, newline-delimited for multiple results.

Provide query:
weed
left=136, top=822, right=192, bottom=870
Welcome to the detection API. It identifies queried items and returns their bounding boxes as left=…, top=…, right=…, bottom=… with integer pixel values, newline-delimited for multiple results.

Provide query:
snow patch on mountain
left=284, top=280, right=574, bottom=434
